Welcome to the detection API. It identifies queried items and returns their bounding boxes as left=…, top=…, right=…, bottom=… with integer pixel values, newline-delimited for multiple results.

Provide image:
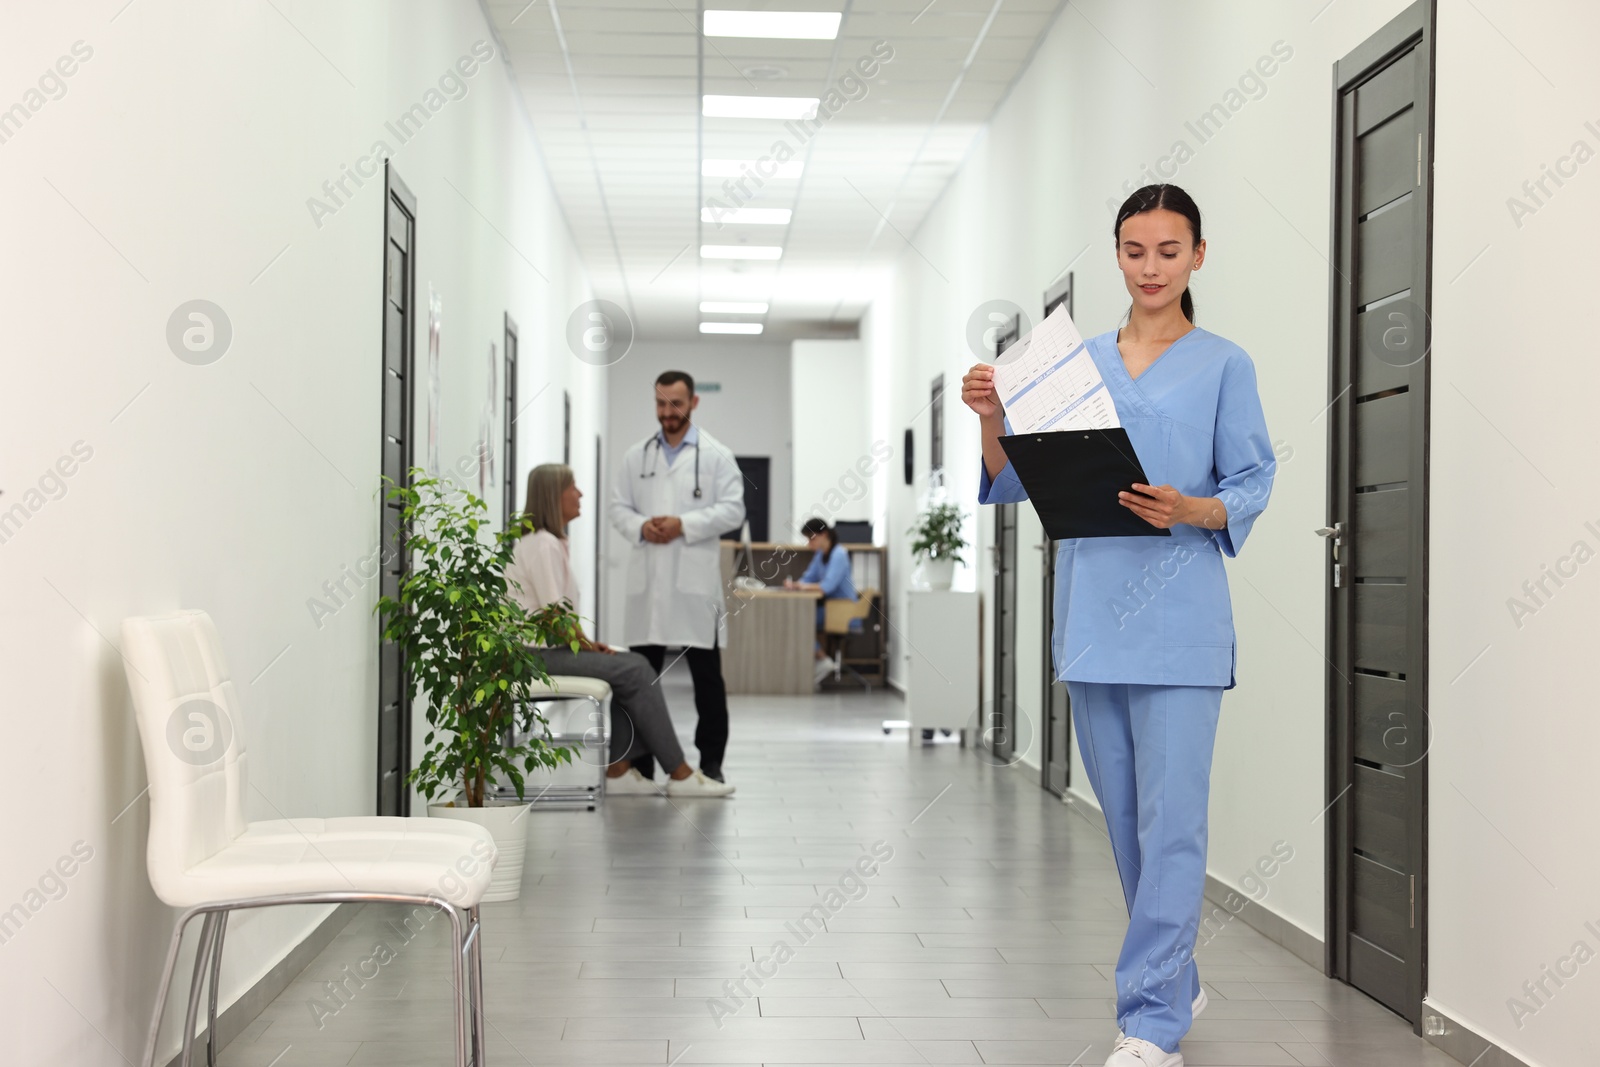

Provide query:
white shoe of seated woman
left=665, top=770, right=736, bottom=797
left=605, top=768, right=662, bottom=795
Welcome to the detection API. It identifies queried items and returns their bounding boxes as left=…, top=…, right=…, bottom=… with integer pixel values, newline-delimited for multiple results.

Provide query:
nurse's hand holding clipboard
left=960, top=364, right=1002, bottom=418
left=961, top=364, right=1015, bottom=484
left=1118, top=484, right=1227, bottom=531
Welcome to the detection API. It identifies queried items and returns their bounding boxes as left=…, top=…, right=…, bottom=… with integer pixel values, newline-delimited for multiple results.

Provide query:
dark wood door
left=503, top=315, right=518, bottom=529
left=1040, top=539, right=1069, bottom=796
left=990, top=318, right=1022, bottom=763
left=1325, top=0, right=1433, bottom=1025
left=377, top=164, right=417, bottom=817
left=1040, top=275, right=1074, bottom=796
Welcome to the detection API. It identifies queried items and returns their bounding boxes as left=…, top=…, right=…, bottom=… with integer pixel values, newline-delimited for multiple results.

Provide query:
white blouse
left=505, top=529, right=580, bottom=617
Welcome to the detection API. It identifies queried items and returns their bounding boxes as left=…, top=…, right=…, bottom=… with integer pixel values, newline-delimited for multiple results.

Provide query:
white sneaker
left=1104, top=1036, right=1182, bottom=1066
left=604, top=768, right=661, bottom=796
left=665, top=769, right=736, bottom=797
left=1119, top=989, right=1206, bottom=1038
left=814, top=656, right=834, bottom=683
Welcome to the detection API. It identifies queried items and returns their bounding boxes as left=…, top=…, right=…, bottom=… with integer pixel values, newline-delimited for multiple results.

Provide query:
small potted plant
left=376, top=470, right=579, bottom=902
left=908, top=502, right=968, bottom=591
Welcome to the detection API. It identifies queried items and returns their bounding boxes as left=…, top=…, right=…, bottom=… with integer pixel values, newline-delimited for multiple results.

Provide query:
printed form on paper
left=989, top=304, right=1120, bottom=433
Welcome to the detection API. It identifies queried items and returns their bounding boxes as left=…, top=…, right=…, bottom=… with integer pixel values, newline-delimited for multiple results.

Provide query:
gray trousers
left=532, top=647, right=686, bottom=772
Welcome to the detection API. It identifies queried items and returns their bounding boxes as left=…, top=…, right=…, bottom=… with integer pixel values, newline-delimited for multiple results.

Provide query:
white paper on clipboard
left=990, top=304, right=1120, bottom=433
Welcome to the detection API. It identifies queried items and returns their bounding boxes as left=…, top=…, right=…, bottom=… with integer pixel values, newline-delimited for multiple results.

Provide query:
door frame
left=1323, top=0, right=1435, bottom=1027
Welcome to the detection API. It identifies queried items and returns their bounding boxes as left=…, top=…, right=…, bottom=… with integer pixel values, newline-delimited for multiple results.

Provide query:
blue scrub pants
left=1067, top=681, right=1223, bottom=1054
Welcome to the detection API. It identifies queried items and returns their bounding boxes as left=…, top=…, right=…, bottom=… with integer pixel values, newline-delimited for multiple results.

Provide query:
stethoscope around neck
left=641, top=433, right=702, bottom=498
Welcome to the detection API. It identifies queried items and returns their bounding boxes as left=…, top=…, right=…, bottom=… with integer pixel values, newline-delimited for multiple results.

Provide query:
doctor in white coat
left=610, top=370, right=745, bottom=782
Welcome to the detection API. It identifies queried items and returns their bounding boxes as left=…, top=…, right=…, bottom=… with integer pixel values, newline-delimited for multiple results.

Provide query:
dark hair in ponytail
left=800, top=517, right=837, bottom=558
left=1114, top=184, right=1203, bottom=324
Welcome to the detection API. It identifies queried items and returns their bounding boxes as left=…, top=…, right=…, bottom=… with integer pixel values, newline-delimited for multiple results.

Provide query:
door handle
left=1316, top=522, right=1345, bottom=585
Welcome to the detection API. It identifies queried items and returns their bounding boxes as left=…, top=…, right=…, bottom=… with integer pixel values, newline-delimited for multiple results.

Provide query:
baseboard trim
left=1199, top=873, right=1324, bottom=971
left=1060, top=793, right=1325, bottom=972
left=162, top=902, right=357, bottom=1067
left=1418, top=1005, right=1538, bottom=1067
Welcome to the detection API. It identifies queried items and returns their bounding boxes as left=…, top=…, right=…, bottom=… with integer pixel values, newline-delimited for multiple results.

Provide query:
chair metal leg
left=498, top=694, right=609, bottom=806
left=142, top=909, right=201, bottom=1067
left=205, top=910, right=229, bottom=1067
left=180, top=912, right=220, bottom=1067
left=468, top=905, right=487, bottom=1066
left=444, top=903, right=469, bottom=1067
left=143, top=893, right=485, bottom=1067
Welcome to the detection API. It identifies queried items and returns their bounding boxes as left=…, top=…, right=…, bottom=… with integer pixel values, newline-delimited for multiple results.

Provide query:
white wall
left=0, top=2, right=596, bottom=1062
left=863, top=0, right=1425, bottom=948
left=868, top=3, right=1600, bottom=1064
left=790, top=340, right=873, bottom=537
left=1426, top=5, right=1600, bottom=1065
left=601, top=340, right=792, bottom=644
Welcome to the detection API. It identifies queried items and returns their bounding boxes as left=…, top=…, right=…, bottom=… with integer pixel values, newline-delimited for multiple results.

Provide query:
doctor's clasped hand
left=640, top=515, right=684, bottom=543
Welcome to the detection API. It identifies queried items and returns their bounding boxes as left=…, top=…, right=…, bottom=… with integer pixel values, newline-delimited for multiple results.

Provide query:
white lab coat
left=610, top=426, right=746, bottom=648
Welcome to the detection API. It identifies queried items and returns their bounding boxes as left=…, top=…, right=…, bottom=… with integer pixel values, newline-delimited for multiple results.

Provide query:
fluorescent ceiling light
left=700, top=301, right=770, bottom=314
left=701, top=322, right=766, bottom=334
left=703, top=95, right=818, bottom=120
left=701, top=207, right=792, bottom=225
left=701, top=245, right=783, bottom=260
left=703, top=11, right=841, bottom=39
left=702, top=159, right=805, bottom=179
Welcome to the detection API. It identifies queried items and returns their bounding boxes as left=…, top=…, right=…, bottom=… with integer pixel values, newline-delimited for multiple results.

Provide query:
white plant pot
left=918, top=557, right=956, bottom=591
left=427, top=800, right=530, bottom=903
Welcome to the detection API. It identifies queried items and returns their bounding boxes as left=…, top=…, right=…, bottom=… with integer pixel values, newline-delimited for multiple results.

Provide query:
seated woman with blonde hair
left=506, top=463, right=733, bottom=797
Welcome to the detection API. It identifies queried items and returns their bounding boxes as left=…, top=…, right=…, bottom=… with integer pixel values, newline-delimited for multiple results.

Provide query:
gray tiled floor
left=224, top=671, right=1463, bottom=1067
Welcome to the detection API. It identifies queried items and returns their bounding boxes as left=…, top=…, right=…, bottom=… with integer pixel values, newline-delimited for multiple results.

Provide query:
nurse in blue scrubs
left=963, top=184, right=1275, bottom=1067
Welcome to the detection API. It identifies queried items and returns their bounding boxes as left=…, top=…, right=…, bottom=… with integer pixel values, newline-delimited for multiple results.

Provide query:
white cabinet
left=903, top=590, right=980, bottom=735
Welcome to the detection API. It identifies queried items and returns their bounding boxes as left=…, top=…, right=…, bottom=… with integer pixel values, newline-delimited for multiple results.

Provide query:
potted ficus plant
left=376, top=470, right=580, bottom=902
left=908, top=501, right=968, bottom=591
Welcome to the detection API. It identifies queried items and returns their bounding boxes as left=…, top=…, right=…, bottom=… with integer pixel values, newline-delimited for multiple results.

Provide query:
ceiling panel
left=487, top=0, right=1065, bottom=339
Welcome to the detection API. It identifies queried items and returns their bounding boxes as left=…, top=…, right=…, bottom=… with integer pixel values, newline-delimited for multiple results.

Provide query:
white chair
left=121, top=610, right=495, bottom=1067
left=495, top=675, right=612, bottom=808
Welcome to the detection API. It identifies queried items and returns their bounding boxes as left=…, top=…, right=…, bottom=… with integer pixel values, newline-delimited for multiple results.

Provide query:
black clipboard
left=998, top=428, right=1170, bottom=539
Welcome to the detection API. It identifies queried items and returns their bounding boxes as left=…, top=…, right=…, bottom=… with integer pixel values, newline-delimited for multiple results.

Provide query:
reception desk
left=724, top=587, right=820, bottom=695
left=718, top=541, right=889, bottom=695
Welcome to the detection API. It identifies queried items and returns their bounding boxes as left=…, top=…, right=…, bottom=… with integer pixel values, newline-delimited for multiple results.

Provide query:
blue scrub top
left=979, top=327, right=1275, bottom=689
left=801, top=544, right=857, bottom=600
